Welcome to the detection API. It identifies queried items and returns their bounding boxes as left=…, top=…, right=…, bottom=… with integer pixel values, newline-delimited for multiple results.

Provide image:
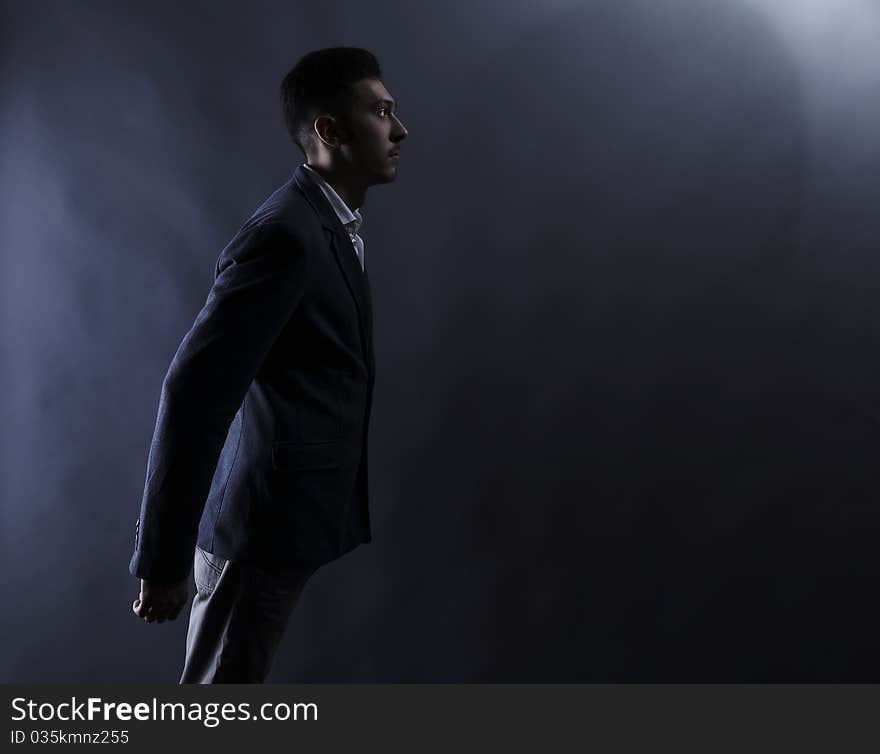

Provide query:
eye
left=377, top=107, right=390, bottom=118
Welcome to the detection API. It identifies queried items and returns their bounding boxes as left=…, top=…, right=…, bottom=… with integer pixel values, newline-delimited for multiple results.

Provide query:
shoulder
left=223, top=177, right=325, bottom=262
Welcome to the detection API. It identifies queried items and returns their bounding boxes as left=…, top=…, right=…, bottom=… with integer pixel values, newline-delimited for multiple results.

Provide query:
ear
left=313, top=115, right=340, bottom=148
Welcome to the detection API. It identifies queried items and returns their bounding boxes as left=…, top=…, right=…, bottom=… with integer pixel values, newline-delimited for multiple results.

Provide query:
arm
left=129, top=222, right=311, bottom=587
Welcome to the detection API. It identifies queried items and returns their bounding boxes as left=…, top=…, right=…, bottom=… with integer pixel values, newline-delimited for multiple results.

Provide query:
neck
left=305, top=161, right=367, bottom=212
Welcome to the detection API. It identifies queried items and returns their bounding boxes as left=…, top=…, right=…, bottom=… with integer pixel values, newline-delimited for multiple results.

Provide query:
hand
left=132, top=577, right=189, bottom=624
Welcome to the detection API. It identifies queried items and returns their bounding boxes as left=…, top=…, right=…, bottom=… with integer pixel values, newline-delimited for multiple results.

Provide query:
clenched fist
left=132, top=577, right=189, bottom=624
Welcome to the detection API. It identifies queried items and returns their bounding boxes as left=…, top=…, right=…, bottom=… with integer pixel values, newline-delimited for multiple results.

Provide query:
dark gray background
left=1, top=0, right=878, bottom=682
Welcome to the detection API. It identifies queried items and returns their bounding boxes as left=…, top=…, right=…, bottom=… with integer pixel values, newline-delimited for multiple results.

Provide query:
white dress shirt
left=301, top=163, right=365, bottom=271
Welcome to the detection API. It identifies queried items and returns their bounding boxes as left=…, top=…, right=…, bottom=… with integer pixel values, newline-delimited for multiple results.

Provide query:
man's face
left=336, top=78, right=408, bottom=184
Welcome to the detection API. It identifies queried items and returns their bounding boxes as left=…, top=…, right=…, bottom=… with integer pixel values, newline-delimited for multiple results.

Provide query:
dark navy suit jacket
left=130, top=164, right=375, bottom=583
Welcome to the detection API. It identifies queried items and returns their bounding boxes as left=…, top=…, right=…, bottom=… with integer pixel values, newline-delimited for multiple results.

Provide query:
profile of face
left=315, top=77, right=408, bottom=184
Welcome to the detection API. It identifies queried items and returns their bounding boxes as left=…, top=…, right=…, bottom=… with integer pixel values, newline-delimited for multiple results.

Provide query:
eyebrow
left=371, top=98, right=396, bottom=110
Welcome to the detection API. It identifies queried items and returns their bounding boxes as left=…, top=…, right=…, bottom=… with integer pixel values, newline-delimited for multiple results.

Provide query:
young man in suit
left=128, top=47, right=408, bottom=683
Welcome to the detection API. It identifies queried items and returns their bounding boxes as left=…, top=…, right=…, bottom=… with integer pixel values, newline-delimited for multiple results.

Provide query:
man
left=129, top=47, right=408, bottom=683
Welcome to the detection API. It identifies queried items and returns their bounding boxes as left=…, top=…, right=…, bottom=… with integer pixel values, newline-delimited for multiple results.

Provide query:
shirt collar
left=301, top=163, right=363, bottom=236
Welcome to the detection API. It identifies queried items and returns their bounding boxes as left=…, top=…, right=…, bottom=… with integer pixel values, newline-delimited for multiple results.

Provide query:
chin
left=373, top=168, right=398, bottom=184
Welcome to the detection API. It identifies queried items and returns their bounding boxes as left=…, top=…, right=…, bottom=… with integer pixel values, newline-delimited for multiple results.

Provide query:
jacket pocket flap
left=272, top=441, right=341, bottom=471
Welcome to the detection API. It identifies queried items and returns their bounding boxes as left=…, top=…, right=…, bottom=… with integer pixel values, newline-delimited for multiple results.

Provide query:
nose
left=392, top=113, right=408, bottom=141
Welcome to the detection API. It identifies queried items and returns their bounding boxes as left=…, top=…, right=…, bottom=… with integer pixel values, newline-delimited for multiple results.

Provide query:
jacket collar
left=301, top=164, right=363, bottom=235
left=293, top=163, right=348, bottom=234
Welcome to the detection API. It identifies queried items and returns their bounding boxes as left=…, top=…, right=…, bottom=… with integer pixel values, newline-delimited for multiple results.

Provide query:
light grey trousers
left=179, top=545, right=316, bottom=684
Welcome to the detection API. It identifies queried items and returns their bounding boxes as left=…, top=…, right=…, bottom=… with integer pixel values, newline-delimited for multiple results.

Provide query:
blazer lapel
left=293, top=165, right=372, bottom=369
left=362, top=264, right=375, bottom=377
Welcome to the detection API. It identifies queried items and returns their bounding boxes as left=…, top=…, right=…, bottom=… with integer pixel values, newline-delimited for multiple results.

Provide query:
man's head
left=280, top=47, right=408, bottom=185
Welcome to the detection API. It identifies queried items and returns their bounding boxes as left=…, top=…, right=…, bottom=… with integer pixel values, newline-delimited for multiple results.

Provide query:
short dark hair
left=280, top=47, right=382, bottom=157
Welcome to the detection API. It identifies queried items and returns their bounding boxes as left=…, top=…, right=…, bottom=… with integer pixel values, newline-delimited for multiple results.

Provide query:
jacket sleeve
left=129, top=221, right=312, bottom=582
